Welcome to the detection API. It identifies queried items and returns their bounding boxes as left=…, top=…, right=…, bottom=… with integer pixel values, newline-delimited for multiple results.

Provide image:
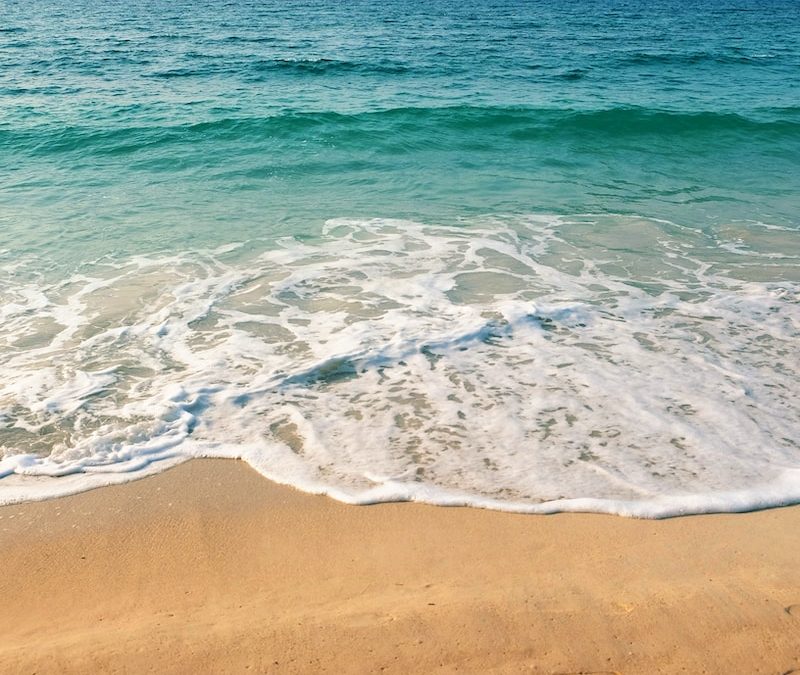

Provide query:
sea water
left=1, top=0, right=799, bottom=516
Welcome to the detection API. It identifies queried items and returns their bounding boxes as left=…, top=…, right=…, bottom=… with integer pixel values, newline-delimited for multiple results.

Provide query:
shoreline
left=2, top=458, right=798, bottom=673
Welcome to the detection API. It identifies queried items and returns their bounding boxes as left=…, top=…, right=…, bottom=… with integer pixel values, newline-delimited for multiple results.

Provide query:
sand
left=0, top=459, right=798, bottom=674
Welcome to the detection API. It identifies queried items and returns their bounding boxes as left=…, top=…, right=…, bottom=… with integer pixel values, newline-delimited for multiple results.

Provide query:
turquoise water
left=1, top=0, right=799, bottom=515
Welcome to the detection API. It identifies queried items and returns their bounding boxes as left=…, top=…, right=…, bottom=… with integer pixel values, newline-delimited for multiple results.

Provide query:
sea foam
left=1, top=215, right=798, bottom=517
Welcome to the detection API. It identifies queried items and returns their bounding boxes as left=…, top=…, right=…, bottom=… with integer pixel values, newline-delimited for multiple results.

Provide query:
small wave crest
left=147, top=57, right=410, bottom=80
left=6, top=105, right=799, bottom=158
left=619, top=50, right=782, bottom=66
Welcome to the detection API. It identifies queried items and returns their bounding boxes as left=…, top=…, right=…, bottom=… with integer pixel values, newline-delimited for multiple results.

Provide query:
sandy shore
left=1, top=459, right=798, bottom=674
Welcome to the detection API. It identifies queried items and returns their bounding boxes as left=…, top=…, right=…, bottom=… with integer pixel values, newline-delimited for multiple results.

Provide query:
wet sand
left=1, top=458, right=798, bottom=673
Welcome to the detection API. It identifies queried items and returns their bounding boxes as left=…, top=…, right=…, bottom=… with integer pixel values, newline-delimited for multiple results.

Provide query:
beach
left=2, top=1, right=800, bottom=671
left=2, top=458, right=798, bottom=674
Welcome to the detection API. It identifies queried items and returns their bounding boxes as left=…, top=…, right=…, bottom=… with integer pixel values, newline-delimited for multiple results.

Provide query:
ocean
left=1, top=0, right=798, bottom=516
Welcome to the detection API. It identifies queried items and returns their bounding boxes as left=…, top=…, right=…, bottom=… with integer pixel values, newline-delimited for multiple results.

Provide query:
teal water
left=1, top=0, right=799, bottom=515
left=3, top=0, right=800, bottom=266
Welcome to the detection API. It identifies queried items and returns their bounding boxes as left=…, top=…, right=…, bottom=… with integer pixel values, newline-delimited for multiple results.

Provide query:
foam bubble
left=1, top=214, right=798, bottom=517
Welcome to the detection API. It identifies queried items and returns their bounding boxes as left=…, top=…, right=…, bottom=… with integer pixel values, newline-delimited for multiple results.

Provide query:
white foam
left=1, top=214, right=798, bottom=518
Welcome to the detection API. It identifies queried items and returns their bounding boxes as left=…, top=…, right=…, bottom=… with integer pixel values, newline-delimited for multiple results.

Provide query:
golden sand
left=1, top=459, right=798, bottom=673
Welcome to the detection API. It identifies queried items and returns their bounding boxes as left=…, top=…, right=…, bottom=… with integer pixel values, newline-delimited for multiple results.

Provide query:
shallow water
left=1, top=0, right=799, bottom=516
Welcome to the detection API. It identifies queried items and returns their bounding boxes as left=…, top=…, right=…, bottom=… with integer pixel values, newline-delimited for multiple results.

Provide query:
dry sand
left=0, top=458, right=798, bottom=674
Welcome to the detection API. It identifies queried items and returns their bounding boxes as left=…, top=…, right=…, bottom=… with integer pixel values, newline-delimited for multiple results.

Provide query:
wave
left=619, top=50, right=782, bottom=66
left=251, top=57, right=411, bottom=76
left=1, top=215, right=798, bottom=517
left=146, top=57, right=410, bottom=80
left=5, top=105, right=799, bottom=157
